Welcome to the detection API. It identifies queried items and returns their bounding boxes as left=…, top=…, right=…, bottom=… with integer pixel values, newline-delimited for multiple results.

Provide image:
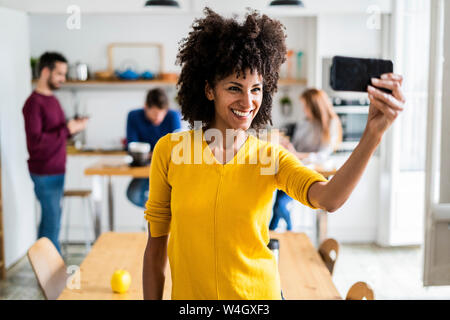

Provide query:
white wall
left=29, top=14, right=197, bottom=74
left=29, top=14, right=311, bottom=75
left=0, top=7, right=35, bottom=268
left=318, top=14, right=382, bottom=58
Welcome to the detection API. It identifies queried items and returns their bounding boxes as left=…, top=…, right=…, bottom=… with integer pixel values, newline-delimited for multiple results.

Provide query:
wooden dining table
left=58, top=231, right=342, bottom=300
left=84, top=160, right=336, bottom=245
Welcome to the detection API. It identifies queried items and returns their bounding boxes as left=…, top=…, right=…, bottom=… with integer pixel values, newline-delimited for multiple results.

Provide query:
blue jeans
left=30, top=174, right=65, bottom=253
left=126, top=178, right=149, bottom=208
left=269, top=190, right=293, bottom=231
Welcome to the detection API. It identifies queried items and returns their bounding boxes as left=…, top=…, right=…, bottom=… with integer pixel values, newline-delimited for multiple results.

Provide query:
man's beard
left=47, top=77, right=60, bottom=90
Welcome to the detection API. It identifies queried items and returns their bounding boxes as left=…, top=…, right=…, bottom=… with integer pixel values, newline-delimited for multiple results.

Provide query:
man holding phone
left=23, top=52, right=88, bottom=253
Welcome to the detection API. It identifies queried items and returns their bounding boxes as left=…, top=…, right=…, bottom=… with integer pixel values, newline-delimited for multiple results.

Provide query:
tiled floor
left=0, top=244, right=86, bottom=300
left=1, top=241, right=450, bottom=300
left=332, top=243, right=450, bottom=300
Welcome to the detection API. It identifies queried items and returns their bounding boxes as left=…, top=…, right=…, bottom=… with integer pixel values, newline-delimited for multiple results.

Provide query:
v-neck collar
left=201, top=128, right=250, bottom=165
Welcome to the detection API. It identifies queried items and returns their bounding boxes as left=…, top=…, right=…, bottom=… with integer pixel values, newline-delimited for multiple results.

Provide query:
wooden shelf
left=32, top=78, right=178, bottom=89
left=67, top=145, right=127, bottom=156
left=278, top=78, right=308, bottom=86
left=32, top=78, right=307, bottom=89
left=66, top=79, right=177, bottom=85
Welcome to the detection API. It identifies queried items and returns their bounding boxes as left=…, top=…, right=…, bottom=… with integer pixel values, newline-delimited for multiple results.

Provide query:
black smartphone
left=330, top=56, right=393, bottom=94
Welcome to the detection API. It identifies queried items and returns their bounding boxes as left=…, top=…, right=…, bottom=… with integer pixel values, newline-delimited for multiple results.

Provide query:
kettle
left=69, top=62, right=89, bottom=81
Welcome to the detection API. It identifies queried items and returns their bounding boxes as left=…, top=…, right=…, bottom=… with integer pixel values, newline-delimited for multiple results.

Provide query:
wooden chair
left=27, top=237, right=68, bottom=300
left=346, top=281, right=375, bottom=300
left=318, top=238, right=339, bottom=275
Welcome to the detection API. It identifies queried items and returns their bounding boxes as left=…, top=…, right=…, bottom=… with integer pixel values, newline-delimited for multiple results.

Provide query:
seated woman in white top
left=269, top=88, right=342, bottom=231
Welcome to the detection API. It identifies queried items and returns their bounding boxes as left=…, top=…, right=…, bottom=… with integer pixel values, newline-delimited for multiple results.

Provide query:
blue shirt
left=126, top=108, right=181, bottom=151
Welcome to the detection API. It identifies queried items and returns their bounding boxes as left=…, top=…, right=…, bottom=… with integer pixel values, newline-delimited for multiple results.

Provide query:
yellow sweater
left=144, top=129, right=327, bottom=300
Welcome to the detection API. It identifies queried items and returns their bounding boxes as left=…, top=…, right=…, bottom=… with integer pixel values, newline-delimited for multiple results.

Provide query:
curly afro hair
left=176, top=8, right=287, bottom=129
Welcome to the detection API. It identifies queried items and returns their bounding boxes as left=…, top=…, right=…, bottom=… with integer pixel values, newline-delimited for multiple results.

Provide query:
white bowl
left=128, top=142, right=151, bottom=153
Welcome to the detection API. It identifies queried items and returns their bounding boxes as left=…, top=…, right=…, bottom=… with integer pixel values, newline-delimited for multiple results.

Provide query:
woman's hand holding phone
left=365, top=73, right=405, bottom=140
left=307, top=74, right=405, bottom=212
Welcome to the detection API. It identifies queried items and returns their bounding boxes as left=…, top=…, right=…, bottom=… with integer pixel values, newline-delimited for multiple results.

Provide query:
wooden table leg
left=316, top=209, right=328, bottom=247
left=107, top=176, right=114, bottom=232
left=91, top=175, right=103, bottom=239
left=315, top=173, right=332, bottom=247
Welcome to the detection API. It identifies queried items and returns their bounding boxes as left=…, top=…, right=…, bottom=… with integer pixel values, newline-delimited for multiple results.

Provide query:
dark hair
left=176, top=8, right=287, bottom=129
left=145, top=88, right=169, bottom=109
left=38, top=52, right=68, bottom=76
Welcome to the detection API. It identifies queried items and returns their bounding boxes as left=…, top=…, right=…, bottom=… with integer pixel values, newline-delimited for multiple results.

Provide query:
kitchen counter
left=67, top=145, right=127, bottom=156
left=32, top=79, right=178, bottom=89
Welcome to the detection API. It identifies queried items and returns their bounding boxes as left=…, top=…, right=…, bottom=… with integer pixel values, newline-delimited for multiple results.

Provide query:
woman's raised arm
left=307, top=73, right=405, bottom=212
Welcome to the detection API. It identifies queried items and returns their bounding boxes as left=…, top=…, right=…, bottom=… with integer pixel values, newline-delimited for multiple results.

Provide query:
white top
left=291, top=117, right=340, bottom=164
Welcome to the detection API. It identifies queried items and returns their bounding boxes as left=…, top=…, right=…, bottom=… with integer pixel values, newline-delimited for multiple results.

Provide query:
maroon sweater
left=23, top=91, right=71, bottom=175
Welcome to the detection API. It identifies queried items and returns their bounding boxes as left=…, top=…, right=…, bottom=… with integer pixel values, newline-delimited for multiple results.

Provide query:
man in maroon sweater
left=23, top=52, right=88, bottom=253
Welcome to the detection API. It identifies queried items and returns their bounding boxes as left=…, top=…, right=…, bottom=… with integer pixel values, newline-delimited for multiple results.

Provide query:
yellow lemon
left=111, top=269, right=131, bottom=294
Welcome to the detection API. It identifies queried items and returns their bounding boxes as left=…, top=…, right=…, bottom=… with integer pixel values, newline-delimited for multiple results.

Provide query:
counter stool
left=62, top=189, right=94, bottom=255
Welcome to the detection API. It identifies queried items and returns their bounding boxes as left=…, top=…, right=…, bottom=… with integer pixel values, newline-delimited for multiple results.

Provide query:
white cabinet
left=278, top=151, right=382, bottom=244
left=326, top=153, right=381, bottom=243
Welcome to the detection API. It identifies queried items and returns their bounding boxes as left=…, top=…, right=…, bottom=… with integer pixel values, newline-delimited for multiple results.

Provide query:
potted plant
left=30, top=57, right=39, bottom=79
left=280, top=95, right=293, bottom=117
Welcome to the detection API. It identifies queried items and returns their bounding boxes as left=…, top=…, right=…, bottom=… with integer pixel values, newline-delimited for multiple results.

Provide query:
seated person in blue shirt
left=126, top=88, right=181, bottom=208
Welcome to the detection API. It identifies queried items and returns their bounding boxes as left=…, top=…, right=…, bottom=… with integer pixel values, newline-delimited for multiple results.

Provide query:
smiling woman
left=143, top=8, right=312, bottom=300
left=176, top=7, right=286, bottom=131
left=204, top=71, right=263, bottom=132
left=142, top=7, right=405, bottom=301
